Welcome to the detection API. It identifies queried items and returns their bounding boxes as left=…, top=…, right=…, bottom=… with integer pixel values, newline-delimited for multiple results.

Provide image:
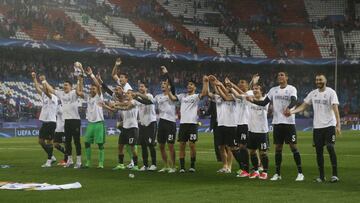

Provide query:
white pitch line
left=197, top=151, right=360, bottom=157
left=0, top=147, right=359, bottom=158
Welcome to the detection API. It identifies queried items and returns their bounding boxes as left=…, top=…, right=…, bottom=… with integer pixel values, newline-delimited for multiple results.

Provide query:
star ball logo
left=22, top=41, right=49, bottom=49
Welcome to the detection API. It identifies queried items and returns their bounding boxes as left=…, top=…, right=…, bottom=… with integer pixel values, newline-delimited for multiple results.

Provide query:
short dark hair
left=278, top=71, right=288, bottom=77
left=315, top=73, right=326, bottom=78
left=188, top=80, right=197, bottom=87
left=119, top=72, right=128, bottom=79
left=64, top=80, right=73, bottom=86
left=138, top=81, right=148, bottom=88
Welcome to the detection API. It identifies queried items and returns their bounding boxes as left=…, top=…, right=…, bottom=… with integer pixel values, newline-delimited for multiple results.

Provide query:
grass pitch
left=0, top=131, right=360, bottom=203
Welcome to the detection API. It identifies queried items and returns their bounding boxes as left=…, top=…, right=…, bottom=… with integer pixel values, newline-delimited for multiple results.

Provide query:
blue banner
left=1, top=38, right=359, bottom=65
left=1, top=119, right=359, bottom=138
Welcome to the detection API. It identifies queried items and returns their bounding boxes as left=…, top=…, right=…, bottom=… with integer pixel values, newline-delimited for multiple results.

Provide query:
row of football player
left=32, top=58, right=340, bottom=183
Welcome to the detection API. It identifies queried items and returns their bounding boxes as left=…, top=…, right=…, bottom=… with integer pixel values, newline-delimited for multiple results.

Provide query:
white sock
left=76, top=156, right=82, bottom=164
left=68, top=156, right=73, bottom=162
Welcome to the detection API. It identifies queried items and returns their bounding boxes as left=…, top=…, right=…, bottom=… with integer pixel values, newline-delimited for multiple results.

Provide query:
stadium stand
left=304, top=0, right=347, bottom=22
left=0, top=13, right=32, bottom=40
left=185, top=25, right=234, bottom=56
left=237, top=29, right=266, bottom=58
left=47, top=9, right=101, bottom=45
left=277, top=0, right=307, bottom=23
left=110, top=16, right=159, bottom=51
left=0, top=5, right=50, bottom=41
left=65, top=11, right=123, bottom=48
left=313, top=28, right=336, bottom=58
left=157, top=0, right=220, bottom=21
left=1, top=0, right=355, bottom=58
left=276, top=28, right=321, bottom=58
left=342, top=30, right=360, bottom=58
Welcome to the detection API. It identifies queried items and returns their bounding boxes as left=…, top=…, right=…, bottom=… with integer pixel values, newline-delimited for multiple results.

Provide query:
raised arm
left=249, top=73, right=260, bottom=90
left=207, top=75, right=219, bottom=99
left=112, top=58, right=122, bottom=82
left=76, top=76, right=85, bottom=98
left=96, top=73, right=115, bottom=96
left=86, top=67, right=102, bottom=95
left=160, top=66, right=176, bottom=95
left=199, top=75, right=209, bottom=99
left=38, top=74, right=54, bottom=99
left=332, top=104, right=341, bottom=136
left=215, top=80, right=233, bottom=101
left=225, top=77, right=245, bottom=98
left=31, top=72, right=43, bottom=95
left=166, top=81, right=178, bottom=101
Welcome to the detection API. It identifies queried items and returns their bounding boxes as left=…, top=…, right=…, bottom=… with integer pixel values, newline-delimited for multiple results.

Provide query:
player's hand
left=336, top=124, right=341, bottom=136
left=226, top=83, right=232, bottom=89
left=132, top=92, right=138, bottom=97
left=251, top=73, right=260, bottom=84
left=214, top=80, right=222, bottom=86
left=203, top=75, right=209, bottom=83
left=39, top=75, right=46, bottom=82
left=224, top=77, right=231, bottom=84
left=115, top=58, right=122, bottom=66
left=108, top=101, right=115, bottom=108
left=283, top=108, right=291, bottom=117
left=86, top=67, right=93, bottom=75
left=96, top=73, right=103, bottom=83
left=98, top=101, right=105, bottom=107
left=31, top=72, right=36, bottom=79
left=160, top=66, right=168, bottom=74
left=208, top=75, right=216, bottom=82
left=166, top=84, right=171, bottom=91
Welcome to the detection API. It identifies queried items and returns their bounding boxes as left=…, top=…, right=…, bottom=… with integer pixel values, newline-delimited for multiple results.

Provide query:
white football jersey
left=267, top=85, right=297, bottom=124
left=247, top=98, right=269, bottom=133
left=178, top=93, right=200, bottom=124
left=55, top=104, right=64, bottom=133
left=233, top=90, right=253, bottom=125
left=116, top=80, right=132, bottom=93
left=154, top=93, right=176, bottom=122
left=85, top=94, right=104, bottom=123
left=55, top=90, right=80, bottom=120
left=138, top=93, right=157, bottom=126
left=214, top=95, right=237, bottom=127
left=304, top=87, right=339, bottom=129
left=121, top=100, right=141, bottom=129
left=39, top=92, right=58, bottom=122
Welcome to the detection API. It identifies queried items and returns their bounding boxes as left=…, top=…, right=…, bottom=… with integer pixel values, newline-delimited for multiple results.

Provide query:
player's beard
left=316, top=82, right=325, bottom=89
